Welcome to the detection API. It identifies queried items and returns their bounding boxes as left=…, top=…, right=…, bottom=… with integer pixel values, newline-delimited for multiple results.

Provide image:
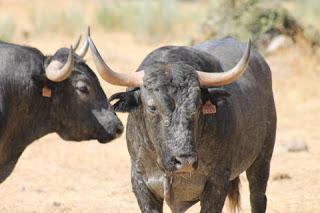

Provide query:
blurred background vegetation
left=0, top=2, right=319, bottom=212
left=0, top=0, right=319, bottom=50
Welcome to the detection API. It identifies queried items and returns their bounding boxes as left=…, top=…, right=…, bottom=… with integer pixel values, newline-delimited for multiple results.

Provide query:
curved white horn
left=73, top=35, right=82, bottom=51
left=88, top=36, right=143, bottom=87
left=45, top=46, right=74, bottom=82
left=77, top=27, right=90, bottom=58
left=197, top=40, right=251, bottom=87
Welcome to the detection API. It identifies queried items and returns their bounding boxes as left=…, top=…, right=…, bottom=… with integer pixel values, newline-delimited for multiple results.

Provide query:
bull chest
left=141, top=155, right=209, bottom=206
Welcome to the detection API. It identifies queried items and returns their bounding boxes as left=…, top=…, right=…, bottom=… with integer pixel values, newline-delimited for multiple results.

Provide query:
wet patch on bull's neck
left=163, top=173, right=203, bottom=213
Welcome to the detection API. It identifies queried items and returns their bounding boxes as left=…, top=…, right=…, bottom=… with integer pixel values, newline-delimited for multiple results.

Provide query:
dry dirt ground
left=0, top=18, right=320, bottom=213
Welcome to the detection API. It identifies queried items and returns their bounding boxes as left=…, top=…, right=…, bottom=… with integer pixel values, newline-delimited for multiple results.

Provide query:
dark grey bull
left=88, top=36, right=276, bottom=213
left=0, top=31, right=123, bottom=184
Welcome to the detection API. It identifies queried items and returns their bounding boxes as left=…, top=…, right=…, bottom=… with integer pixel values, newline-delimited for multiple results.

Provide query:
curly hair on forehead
left=144, top=62, right=199, bottom=87
left=178, top=81, right=201, bottom=118
left=169, top=63, right=201, bottom=110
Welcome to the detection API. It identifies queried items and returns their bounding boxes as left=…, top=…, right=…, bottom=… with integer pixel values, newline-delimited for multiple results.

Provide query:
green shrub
left=96, top=0, right=179, bottom=38
left=202, top=0, right=299, bottom=42
left=197, top=0, right=320, bottom=50
left=30, top=5, right=84, bottom=36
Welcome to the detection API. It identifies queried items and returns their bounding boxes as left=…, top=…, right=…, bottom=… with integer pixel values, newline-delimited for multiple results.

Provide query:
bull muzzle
left=98, top=122, right=124, bottom=144
left=172, top=154, right=198, bottom=173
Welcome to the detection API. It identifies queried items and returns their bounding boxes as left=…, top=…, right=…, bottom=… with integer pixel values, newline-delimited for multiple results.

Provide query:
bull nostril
left=173, top=155, right=198, bottom=172
left=174, top=157, right=182, bottom=167
left=192, top=158, right=198, bottom=170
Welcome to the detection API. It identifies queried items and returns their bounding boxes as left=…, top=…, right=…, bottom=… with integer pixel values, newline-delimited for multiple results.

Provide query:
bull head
left=87, top=34, right=251, bottom=173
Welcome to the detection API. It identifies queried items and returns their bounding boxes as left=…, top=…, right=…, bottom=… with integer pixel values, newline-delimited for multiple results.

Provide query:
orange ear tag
left=42, top=86, right=52, bottom=98
left=202, top=100, right=216, bottom=114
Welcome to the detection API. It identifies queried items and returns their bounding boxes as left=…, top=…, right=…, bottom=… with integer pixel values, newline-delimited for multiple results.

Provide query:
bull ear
left=201, top=88, right=231, bottom=106
left=208, top=88, right=230, bottom=99
left=31, top=71, right=53, bottom=90
left=109, top=88, right=141, bottom=112
left=32, top=72, right=47, bottom=85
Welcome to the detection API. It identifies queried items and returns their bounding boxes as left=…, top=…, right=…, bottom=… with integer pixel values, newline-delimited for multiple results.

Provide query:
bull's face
left=140, top=63, right=201, bottom=173
left=87, top=35, right=250, bottom=171
left=43, top=48, right=123, bottom=143
left=108, top=63, right=203, bottom=173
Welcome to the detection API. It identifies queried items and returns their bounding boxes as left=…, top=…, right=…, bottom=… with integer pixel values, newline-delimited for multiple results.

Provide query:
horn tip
left=87, top=26, right=91, bottom=36
left=73, top=35, right=82, bottom=50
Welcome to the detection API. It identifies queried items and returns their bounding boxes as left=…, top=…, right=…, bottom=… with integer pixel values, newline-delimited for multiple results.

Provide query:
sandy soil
left=0, top=5, right=320, bottom=212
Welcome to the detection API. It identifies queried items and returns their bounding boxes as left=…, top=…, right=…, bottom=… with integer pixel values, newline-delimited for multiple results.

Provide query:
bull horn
left=88, top=36, right=143, bottom=87
left=73, top=35, right=82, bottom=51
left=45, top=46, right=74, bottom=82
left=197, top=40, right=251, bottom=87
left=77, top=27, right=90, bottom=58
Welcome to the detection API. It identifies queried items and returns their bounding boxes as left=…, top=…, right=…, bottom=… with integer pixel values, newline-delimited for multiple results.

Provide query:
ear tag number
left=202, top=100, right=216, bottom=114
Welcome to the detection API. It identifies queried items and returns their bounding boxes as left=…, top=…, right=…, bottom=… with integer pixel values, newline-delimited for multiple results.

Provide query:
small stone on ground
left=285, top=139, right=308, bottom=152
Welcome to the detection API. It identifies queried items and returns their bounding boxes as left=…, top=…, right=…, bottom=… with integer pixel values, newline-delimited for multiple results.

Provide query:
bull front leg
left=0, top=99, right=4, bottom=137
left=0, top=157, right=20, bottom=184
left=199, top=168, right=232, bottom=213
left=131, top=162, right=164, bottom=213
left=0, top=144, right=26, bottom=184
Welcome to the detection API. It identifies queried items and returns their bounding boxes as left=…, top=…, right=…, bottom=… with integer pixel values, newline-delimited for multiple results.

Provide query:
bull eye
left=147, top=105, right=157, bottom=115
left=76, top=85, right=89, bottom=94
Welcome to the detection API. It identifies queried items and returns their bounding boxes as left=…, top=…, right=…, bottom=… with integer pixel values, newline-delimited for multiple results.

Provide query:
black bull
left=0, top=41, right=123, bottom=184
left=110, top=37, right=277, bottom=212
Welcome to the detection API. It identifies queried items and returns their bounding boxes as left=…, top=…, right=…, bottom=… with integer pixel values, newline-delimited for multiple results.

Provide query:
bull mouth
left=97, top=124, right=123, bottom=144
left=97, top=135, right=118, bottom=144
left=157, top=161, right=195, bottom=175
left=98, top=130, right=123, bottom=143
left=58, top=131, right=121, bottom=143
left=98, top=138, right=111, bottom=144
